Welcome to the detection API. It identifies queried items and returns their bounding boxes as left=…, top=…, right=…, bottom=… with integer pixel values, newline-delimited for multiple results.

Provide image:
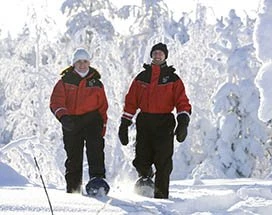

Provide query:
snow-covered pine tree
left=171, top=4, right=224, bottom=179
left=61, top=0, right=115, bottom=44
left=209, top=10, right=268, bottom=178
left=253, top=0, right=272, bottom=177
left=0, top=4, right=66, bottom=187
left=254, top=0, right=272, bottom=125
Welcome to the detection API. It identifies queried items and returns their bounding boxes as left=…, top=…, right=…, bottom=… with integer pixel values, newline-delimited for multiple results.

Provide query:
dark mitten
left=118, top=117, right=132, bottom=146
left=60, top=115, right=75, bottom=132
left=174, top=113, right=190, bottom=142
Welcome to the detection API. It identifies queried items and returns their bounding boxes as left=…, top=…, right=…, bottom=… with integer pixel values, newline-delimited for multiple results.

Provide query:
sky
left=0, top=0, right=261, bottom=38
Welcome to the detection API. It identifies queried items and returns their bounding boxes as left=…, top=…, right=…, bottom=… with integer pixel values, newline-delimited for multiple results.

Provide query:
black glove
left=118, top=117, right=132, bottom=146
left=174, top=113, right=190, bottom=142
left=60, top=115, right=75, bottom=132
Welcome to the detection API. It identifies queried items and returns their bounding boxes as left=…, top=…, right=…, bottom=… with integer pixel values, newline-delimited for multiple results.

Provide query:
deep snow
left=1, top=169, right=272, bottom=215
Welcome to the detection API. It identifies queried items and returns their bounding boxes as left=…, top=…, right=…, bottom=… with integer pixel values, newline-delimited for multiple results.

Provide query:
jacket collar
left=142, top=62, right=176, bottom=73
left=60, top=66, right=101, bottom=79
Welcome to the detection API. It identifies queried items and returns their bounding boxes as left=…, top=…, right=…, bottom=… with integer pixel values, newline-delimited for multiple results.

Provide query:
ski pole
left=34, top=156, right=54, bottom=215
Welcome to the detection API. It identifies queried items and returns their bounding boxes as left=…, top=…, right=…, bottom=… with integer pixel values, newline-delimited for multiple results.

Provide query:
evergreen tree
left=209, top=10, right=267, bottom=177
left=61, top=0, right=115, bottom=43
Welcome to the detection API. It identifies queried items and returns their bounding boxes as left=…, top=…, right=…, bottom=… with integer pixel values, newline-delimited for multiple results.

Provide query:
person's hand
left=174, top=113, right=190, bottom=142
left=60, top=115, right=75, bottom=132
left=118, top=118, right=132, bottom=146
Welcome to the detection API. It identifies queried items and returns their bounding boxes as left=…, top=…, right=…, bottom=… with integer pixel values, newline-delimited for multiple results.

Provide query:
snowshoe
left=85, top=177, right=110, bottom=197
left=134, top=176, right=154, bottom=197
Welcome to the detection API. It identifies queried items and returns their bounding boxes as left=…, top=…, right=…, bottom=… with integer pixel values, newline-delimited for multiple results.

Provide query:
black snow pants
left=133, top=112, right=176, bottom=198
left=62, top=111, right=105, bottom=192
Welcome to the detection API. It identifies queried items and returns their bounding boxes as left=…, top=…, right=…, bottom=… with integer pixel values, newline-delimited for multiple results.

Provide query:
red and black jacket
left=50, top=66, right=108, bottom=125
left=123, top=63, right=191, bottom=120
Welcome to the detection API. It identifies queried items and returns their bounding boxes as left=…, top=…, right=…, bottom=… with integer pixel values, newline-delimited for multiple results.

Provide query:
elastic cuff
left=122, top=111, right=134, bottom=121
left=54, top=107, right=68, bottom=120
left=121, top=117, right=132, bottom=126
left=177, top=111, right=190, bottom=118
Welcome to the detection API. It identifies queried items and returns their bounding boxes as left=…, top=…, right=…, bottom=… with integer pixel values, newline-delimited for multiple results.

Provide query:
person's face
left=74, top=60, right=90, bottom=73
left=152, top=50, right=166, bottom=63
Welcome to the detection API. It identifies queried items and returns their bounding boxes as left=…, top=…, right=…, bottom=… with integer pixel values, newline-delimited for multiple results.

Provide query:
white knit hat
left=71, top=48, right=91, bottom=65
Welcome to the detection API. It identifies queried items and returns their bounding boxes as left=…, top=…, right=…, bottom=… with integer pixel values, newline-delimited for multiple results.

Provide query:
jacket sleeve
left=123, top=79, right=138, bottom=121
left=50, top=80, right=69, bottom=120
left=173, top=78, right=192, bottom=115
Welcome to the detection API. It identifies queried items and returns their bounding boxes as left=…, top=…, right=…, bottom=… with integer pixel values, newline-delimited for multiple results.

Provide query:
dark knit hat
left=150, top=43, right=168, bottom=59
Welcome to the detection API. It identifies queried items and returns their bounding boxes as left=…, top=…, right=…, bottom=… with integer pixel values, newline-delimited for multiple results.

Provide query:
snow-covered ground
left=1, top=179, right=272, bottom=214
left=1, top=162, right=272, bottom=215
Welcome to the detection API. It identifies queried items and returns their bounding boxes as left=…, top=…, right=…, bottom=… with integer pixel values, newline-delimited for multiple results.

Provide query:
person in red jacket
left=118, top=43, right=192, bottom=199
left=50, top=48, right=108, bottom=193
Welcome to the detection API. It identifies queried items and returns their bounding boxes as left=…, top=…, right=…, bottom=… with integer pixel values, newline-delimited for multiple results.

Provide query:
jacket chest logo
left=87, top=79, right=96, bottom=87
left=162, top=76, right=170, bottom=84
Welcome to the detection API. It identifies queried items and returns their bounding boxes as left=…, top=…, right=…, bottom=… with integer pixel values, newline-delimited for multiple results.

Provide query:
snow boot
left=85, top=177, right=110, bottom=197
left=134, top=176, right=154, bottom=197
